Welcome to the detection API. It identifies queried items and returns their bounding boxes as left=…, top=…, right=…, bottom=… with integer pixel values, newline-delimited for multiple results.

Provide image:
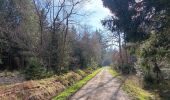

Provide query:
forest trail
left=69, top=68, right=131, bottom=100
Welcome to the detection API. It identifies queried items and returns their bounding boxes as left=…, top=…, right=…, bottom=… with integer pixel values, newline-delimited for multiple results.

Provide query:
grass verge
left=108, top=67, right=119, bottom=77
left=52, top=68, right=102, bottom=100
left=108, top=67, right=154, bottom=100
left=123, top=79, right=154, bottom=100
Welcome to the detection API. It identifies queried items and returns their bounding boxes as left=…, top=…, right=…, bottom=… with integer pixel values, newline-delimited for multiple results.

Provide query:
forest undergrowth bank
left=0, top=67, right=100, bottom=100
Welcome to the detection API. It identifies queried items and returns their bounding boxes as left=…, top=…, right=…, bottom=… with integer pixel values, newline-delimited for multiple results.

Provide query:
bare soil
left=70, top=68, right=131, bottom=100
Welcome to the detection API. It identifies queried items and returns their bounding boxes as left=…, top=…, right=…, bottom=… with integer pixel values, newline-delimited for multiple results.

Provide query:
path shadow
left=111, top=76, right=128, bottom=100
left=69, top=74, right=121, bottom=100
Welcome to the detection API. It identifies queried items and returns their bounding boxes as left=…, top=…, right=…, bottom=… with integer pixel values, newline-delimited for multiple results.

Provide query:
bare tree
left=32, top=0, right=52, bottom=46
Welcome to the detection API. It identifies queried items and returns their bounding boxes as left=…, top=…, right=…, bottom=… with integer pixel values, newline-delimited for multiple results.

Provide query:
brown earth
left=70, top=68, right=131, bottom=100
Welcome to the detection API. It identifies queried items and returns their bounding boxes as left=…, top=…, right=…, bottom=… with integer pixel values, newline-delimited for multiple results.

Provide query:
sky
left=80, top=0, right=112, bottom=30
left=52, top=0, right=112, bottom=30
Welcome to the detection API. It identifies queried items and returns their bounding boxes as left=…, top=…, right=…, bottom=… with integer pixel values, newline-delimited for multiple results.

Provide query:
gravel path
left=70, top=68, right=131, bottom=100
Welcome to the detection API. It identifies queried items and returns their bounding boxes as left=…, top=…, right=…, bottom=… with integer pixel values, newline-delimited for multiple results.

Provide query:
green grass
left=108, top=67, right=119, bottom=77
left=123, top=80, right=154, bottom=100
left=53, top=68, right=102, bottom=100
left=108, top=67, right=154, bottom=100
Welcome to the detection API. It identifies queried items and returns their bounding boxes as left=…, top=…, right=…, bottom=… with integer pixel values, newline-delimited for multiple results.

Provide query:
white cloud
left=80, top=0, right=112, bottom=29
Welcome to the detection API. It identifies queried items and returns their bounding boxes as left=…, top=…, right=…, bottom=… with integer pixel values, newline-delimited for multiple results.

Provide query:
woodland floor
left=69, top=68, right=131, bottom=100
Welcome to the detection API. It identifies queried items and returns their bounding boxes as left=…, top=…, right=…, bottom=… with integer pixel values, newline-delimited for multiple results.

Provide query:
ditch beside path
left=69, top=68, right=131, bottom=100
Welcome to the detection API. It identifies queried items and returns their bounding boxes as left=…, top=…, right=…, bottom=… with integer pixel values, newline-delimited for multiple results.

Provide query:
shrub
left=45, top=70, right=55, bottom=78
left=143, top=73, right=155, bottom=84
left=84, top=68, right=93, bottom=74
left=24, top=58, right=46, bottom=80
left=64, top=72, right=82, bottom=86
left=55, top=71, right=82, bottom=87
left=121, top=63, right=135, bottom=74
left=90, top=59, right=98, bottom=69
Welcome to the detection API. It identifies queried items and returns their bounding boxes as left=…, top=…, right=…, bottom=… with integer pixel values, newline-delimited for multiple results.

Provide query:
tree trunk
left=123, top=33, right=128, bottom=64
left=118, top=31, right=123, bottom=66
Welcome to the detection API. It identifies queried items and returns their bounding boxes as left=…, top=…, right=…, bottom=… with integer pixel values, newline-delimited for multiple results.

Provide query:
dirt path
left=70, top=68, right=131, bottom=100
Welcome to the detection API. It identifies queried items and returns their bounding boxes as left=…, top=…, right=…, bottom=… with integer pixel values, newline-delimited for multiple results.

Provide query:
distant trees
left=0, top=0, right=105, bottom=78
left=79, top=29, right=104, bottom=68
left=0, top=0, right=38, bottom=70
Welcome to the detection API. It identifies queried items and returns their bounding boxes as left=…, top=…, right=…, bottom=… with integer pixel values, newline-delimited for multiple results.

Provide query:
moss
left=53, top=68, right=102, bottom=100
